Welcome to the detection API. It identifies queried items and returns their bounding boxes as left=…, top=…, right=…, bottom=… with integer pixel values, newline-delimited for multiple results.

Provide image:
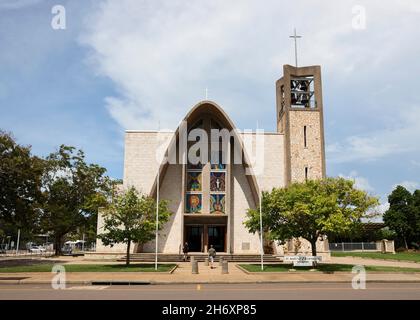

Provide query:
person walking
left=208, top=245, right=216, bottom=269
left=182, top=242, right=189, bottom=262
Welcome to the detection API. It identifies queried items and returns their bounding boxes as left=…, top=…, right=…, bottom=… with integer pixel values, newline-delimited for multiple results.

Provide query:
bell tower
left=276, top=64, right=326, bottom=184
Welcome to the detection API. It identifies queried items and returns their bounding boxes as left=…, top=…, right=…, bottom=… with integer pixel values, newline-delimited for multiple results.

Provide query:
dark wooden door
left=207, top=226, right=225, bottom=252
left=186, top=226, right=203, bottom=252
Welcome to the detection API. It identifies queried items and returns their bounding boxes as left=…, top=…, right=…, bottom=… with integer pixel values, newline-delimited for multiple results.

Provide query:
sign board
left=293, top=260, right=313, bottom=267
left=284, top=255, right=322, bottom=267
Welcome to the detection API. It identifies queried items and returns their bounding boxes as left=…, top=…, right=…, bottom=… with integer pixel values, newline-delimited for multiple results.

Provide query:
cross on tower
left=289, top=28, right=302, bottom=67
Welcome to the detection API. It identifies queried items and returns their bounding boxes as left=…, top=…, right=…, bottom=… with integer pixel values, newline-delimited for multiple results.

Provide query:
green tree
left=98, top=186, right=171, bottom=266
left=41, top=145, right=111, bottom=255
left=383, top=186, right=416, bottom=249
left=413, top=190, right=420, bottom=244
left=245, top=177, right=379, bottom=257
left=0, top=131, right=45, bottom=239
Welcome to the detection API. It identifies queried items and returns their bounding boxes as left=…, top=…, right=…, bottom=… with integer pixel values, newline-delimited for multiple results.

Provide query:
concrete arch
left=149, top=100, right=261, bottom=205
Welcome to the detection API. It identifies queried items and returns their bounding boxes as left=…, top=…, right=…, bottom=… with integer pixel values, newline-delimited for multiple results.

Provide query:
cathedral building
left=96, top=64, right=330, bottom=258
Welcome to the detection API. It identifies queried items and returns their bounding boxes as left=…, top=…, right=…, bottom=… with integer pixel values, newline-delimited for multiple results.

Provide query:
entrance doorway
left=185, top=225, right=226, bottom=252
left=208, top=226, right=225, bottom=252
left=185, top=226, right=203, bottom=252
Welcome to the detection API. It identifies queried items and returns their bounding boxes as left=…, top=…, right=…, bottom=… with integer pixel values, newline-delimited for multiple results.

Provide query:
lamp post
left=259, top=190, right=264, bottom=271
left=16, top=229, right=20, bottom=256
left=155, top=166, right=159, bottom=271
left=82, top=233, right=85, bottom=252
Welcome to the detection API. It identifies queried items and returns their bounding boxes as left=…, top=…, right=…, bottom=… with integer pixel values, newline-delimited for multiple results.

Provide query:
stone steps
left=119, top=254, right=282, bottom=263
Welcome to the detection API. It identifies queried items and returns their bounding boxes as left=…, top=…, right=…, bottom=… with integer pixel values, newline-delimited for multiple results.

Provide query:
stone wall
left=96, top=130, right=289, bottom=254
left=96, top=207, right=132, bottom=253
left=231, top=132, right=285, bottom=253
left=123, top=131, right=173, bottom=193
left=274, top=237, right=331, bottom=261
left=288, top=110, right=323, bottom=182
left=242, top=132, right=286, bottom=191
left=142, top=164, right=183, bottom=253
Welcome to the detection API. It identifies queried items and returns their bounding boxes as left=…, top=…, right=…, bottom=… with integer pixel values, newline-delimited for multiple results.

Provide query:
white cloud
left=80, top=0, right=420, bottom=131
left=339, top=170, right=374, bottom=192
left=393, top=181, right=419, bottom=193
left=0, top=0, right=41, bottom=10
left=376, top=202, right=389, bottom=215
left=327, top=105, right=420, bottom=163
left=411, top=160, right=420, bottom=167
left=81, top=0, right=274, bottom=130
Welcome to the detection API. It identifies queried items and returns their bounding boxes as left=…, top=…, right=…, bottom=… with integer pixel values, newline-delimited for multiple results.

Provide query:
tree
left=245, top=177, right=379, bottom=257
left=413, top=190, right=420, bottom=245
left=41, top=145, right=110, bottom=255
left=0, top=131, right=45, bottom=239
left=383, top=186, right=416, bottom=249
left=98, top=186, right=171, bottom=266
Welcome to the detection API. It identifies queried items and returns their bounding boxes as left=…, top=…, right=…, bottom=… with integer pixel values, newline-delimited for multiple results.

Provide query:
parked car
left=61, top=244, right=73, bottom=255
left=28, top=246, right=46, bottom=253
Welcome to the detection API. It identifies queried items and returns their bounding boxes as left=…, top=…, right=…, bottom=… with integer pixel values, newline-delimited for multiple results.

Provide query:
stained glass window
left=186, top=121, right=203, bottom=213
left=211, top=163, right=225, bottom=170
left=186, top=194, right=202, bottom=213
left=209, top=146, right=226, bottom=214
left=187, top=172, right=202, bottom=191
left=184, top=118, right=229, bottom=215
left=210, top=172, right=225, bottom=192
left=210, top=194, right=225, bottom=214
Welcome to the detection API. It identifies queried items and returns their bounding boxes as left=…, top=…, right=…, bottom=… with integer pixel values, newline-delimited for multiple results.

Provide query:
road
left=0, top=283, right=420, bottom=300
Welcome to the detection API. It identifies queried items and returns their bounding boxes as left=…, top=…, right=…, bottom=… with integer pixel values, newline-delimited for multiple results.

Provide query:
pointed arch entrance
left=149, top=101, right=261, bottom=253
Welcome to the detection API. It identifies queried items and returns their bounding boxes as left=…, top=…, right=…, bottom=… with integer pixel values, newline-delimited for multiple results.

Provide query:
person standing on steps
left=208, top=245, right=216, bottom=269
left=182, top=242, right=189, bottom=262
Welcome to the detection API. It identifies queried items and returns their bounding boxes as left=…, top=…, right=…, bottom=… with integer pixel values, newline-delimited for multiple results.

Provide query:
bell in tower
left=276, top=64, right=326, bottom=185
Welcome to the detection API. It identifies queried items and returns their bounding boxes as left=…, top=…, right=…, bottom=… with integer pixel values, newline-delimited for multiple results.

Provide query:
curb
left=2, top=279, right=420, bottom=285
left=235, top=264, right=420, bottom=275
left=334, top=255, right=420, bottom=264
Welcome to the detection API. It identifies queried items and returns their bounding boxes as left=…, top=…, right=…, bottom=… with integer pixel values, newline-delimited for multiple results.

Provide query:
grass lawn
left=239, top=263, right=420, bottom=273
left=0, top=263, right=176, bottom=273
left=332, top=251, right=420, bottom=262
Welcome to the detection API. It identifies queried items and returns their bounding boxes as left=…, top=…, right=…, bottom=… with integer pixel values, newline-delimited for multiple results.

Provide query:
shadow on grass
left=0, top=259, right=65, bottom=268
left=0, top=263, right=177, bottom=273
left=239, top=263, right=420, bottom=273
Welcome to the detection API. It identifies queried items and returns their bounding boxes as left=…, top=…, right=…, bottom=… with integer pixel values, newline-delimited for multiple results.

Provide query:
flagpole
left=155, top=120, right=160, bottom=271
left=155, top=167, right=159, bottom=271
left=256, top=121, right=264, bottom=271
left=259, top=189, right=264, bottom=271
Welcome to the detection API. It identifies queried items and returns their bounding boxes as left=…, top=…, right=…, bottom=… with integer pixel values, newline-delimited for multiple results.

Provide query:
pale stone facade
left=288, top=111, right=323, bottom=182
left=96, top=64, right=330, bottom=259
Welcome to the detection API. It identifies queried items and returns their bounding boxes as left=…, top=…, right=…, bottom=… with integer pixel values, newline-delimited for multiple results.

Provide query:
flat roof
left=126, top=130, right=283, bottom=135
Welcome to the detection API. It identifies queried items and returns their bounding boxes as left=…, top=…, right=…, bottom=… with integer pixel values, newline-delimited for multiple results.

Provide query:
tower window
left=304, top=126, right=307, bottom=148
left=305, top=166, right=308, bottom=181
left=290, top=76, right=315, bottom=108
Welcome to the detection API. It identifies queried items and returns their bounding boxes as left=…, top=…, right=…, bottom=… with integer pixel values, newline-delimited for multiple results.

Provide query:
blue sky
left=1, top=0, right=419, bottom=216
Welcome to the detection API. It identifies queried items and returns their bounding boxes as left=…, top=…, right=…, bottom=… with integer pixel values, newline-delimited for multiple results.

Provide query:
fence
left=329, top=242, right=378, bottom=252
left=0, top=249, right=55, bottom=258
left=1, top=247, right=96, bottom=258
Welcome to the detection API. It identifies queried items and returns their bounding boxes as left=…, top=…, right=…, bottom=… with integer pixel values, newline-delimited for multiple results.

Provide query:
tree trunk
left=310, top=239, right=317, bottom=268
left=404, top=236, right=408, bottom=250
left=310, top=239, right=317, bottom=257
left=54, top=236, right=62, bottom=256
left=126, top=240, right=131, bottom=266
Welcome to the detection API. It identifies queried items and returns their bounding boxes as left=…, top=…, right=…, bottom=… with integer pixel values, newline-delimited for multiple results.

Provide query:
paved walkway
left=1, top=261, right=420, bottom=285
left=330, top=256, right=420, bottom=268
